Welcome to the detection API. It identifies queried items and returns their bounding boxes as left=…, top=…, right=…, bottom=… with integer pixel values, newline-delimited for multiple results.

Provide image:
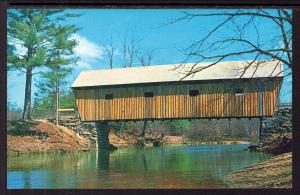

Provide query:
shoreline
left=110, top=133, right=252, bottom=149
left=7, top=141, right=252, bottom=157
left=7, top=120, right=252, bottom=157
left=7, top=120, right=90, bottom=157
left=8, top=120, right=291, bottom=188
left=225, top=152, right=292, bottom=188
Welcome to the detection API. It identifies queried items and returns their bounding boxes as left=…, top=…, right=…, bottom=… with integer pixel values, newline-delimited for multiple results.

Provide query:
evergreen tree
left=7, top=9, right=80, bottom=120
left=43, top=22, right=79, bottom=124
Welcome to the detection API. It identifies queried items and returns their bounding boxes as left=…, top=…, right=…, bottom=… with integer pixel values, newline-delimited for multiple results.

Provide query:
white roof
left=72, top=60, right=283, bottom=88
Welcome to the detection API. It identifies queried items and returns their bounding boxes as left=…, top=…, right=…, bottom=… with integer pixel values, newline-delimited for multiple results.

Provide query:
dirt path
left=226, top=152, right=292, bottom=188
left=7, top=120, right=90, bottom=156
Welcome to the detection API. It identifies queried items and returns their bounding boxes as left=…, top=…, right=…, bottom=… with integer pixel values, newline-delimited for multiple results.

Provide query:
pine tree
left=7, top=9, right=80, bottom=120
left=39, top=23, right=79, bottom=124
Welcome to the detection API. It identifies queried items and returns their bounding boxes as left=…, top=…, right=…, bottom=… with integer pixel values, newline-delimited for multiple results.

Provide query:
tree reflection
left=141, top=153, right=148, bottom=171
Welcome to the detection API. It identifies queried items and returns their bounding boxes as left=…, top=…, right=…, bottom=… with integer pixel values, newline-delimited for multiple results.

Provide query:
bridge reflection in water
left=98, top=150, right=110, bottom=170
left=97, top=148, right=149, bottom=171
left=8, top=145, right=272, bottom=189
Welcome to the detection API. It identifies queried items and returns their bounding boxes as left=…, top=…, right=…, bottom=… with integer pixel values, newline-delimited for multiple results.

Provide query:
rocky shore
left=226, top=107, right=292, bottom=188
left=48, top=116, right=99, bottom=149
left=261, top=107, right=292, bottom=143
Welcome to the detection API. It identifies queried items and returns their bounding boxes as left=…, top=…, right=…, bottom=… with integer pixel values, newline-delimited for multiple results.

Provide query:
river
left=7, top=144, right=271, bottom=189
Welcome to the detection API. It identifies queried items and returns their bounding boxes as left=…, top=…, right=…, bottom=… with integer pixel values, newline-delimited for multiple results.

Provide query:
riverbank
left=256, top=133, right=292, bottom=154
left=163, top=135, right=250, bottom=145
left=226, top=152, right=292, bottom=188
left=225, top=132, right=292, bottom=188
left=110, top=133, right=251, bottom=148
left=7, top=120, right=252, bottom=157
left=7, top=120, right=90, bottom=156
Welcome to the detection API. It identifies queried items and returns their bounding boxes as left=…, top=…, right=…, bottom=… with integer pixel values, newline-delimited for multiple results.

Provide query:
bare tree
left=136, top=49, right=155, bottom=136
left=103, top=36, right=115, bottom=69
left=122, top=37, right=137, bottom=67
left=167, top=9, right=292, bottom=79
left=165, top=9, right=292, bottom=120
left=136, top=49, right=155, bottom=66
left=164, top=9, right=292, bottom=139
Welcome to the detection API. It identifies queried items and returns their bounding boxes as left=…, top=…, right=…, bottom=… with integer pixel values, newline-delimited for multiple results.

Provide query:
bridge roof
left=72, top=60, right=283, bottom=88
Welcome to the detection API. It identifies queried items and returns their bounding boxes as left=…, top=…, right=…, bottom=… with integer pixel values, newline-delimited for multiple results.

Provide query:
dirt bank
left=109, top=131, right=132, bottom=148
left=109, top=133, right=251, bottom=148
left=226, top=152, right=292, bottom=188
left=257, top=133, right=292, bottom=154
left=7, top=120, right=253, bottom=156
left=7, top=120, right=90, bottom=156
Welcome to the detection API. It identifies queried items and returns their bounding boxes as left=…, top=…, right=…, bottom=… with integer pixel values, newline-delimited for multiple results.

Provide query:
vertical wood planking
left=74, top=78, right=283, bottom=121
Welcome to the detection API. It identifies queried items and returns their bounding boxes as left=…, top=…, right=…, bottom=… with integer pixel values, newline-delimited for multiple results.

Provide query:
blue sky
left=7, top=9, right=292, bottom=107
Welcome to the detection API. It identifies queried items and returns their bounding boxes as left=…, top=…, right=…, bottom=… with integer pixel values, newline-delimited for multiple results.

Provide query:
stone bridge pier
left=95, top=121, right=110, bottom=150
left=261, top=106, right=292, bottom=143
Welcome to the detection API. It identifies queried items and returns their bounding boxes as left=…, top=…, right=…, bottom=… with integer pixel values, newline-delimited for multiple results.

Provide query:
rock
left=81, top=131, right=91, bottom=135
left=247, top=145, right=259, bottom=152
left=153, top=140, right=162, bottom=147
left=261, top=107, right=292, bottom=142
left=109, top=144, right=118, bottom=150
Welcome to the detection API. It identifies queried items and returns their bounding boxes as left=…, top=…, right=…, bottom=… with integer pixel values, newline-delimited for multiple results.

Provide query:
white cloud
left=15, top=43, right=27, bottom=56
left=71, top=34, right=105, bottom=59
left=76, top=60, right=92, bottom=70
left=8, top=37, right=27, bottom=57
left=69, top=34, right=107, bottom=71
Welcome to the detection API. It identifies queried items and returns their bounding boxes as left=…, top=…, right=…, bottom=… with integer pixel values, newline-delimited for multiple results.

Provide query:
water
left=7, top=144, right=271, bottom=189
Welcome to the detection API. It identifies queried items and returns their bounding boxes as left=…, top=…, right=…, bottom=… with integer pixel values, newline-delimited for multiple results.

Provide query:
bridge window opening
left=144, top=92, right=154, bottom=98
left=234, top=88, right=244, bottom=96
left=189, top=90, right=199, bottom=97
left=105, top=94, right=113, bottom=100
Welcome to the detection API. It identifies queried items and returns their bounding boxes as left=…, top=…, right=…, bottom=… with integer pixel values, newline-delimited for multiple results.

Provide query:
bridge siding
left=73, top=78, right=282, bottom=121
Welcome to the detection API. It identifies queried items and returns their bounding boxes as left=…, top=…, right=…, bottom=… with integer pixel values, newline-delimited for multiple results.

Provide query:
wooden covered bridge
left=72, top=60, right=283, bottom=150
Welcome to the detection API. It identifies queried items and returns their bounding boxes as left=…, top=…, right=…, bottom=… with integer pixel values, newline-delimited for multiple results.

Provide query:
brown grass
left=226, top=152, right=292, bottom=188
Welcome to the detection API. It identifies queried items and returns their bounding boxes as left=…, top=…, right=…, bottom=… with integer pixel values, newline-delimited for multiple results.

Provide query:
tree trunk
left=22, top=67, right=32, bottom=121
left=140, top=121, right=147, bottom=136
left=56, top=77, right=59, bottom=125
left=259, top=117, right=263, bottom=145
left=228, top=119, right=231, bottom=136
left=119, top=122, right=123, bottom=137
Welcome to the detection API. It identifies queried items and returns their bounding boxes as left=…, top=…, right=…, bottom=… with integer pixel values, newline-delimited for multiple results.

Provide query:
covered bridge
left=72, top=60, right=283, bottom=121
left=72, top=60, right=283, bottom=149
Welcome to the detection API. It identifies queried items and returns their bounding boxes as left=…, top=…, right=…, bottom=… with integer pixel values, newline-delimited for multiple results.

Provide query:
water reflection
left=23, top=171, right=31, bottom=188
left=7, top=144, right=272, bottom=189
left=141, top=153, right=148, bottom=171
left=98, top=150, right=110, bottom=170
